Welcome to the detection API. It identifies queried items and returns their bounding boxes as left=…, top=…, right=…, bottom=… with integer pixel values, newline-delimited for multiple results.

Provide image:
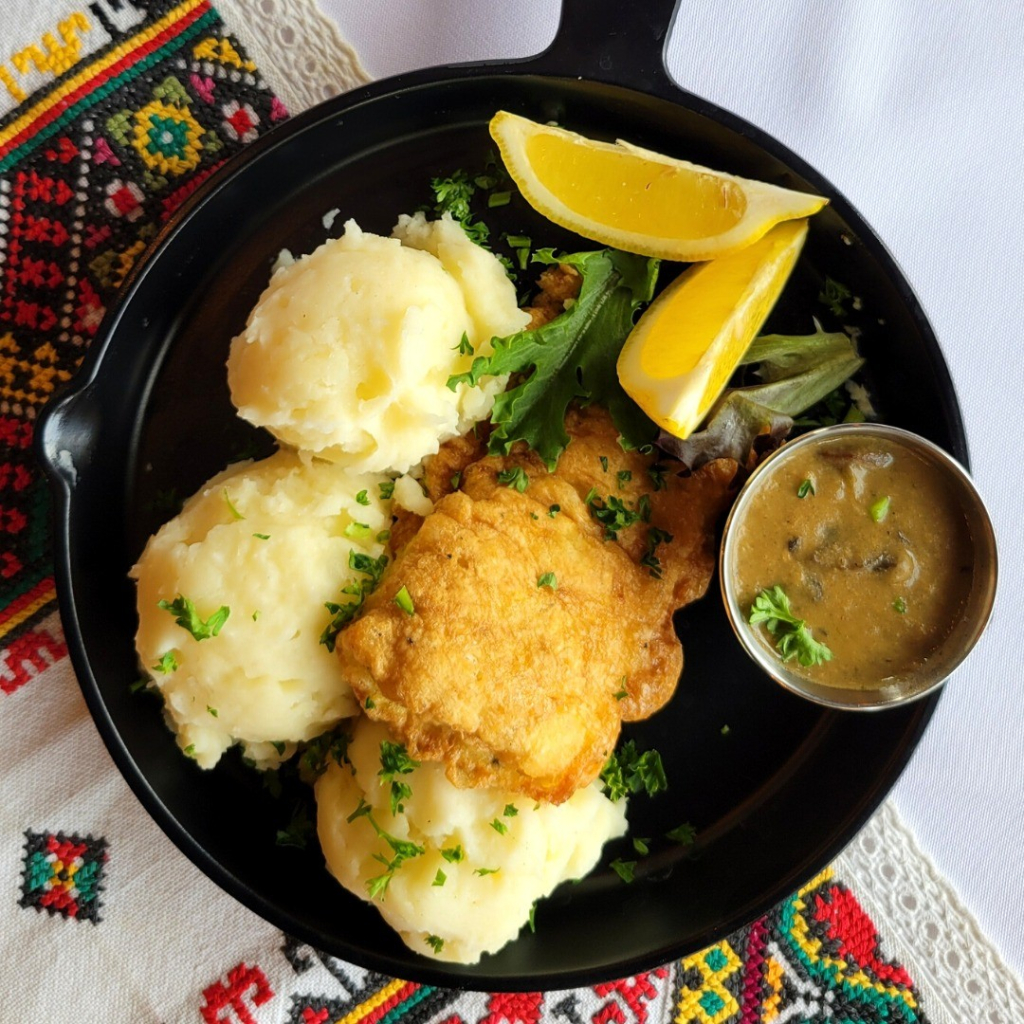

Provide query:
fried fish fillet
left=338, top=407, right=736, bottom=803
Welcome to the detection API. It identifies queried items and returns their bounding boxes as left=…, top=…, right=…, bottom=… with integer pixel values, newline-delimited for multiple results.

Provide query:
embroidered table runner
left=0, top=1, right=1021, bottom=1021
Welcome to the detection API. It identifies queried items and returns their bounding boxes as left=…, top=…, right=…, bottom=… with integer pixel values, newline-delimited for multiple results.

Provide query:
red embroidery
left=0, top=504, right=27, bottom=533
left=479, top=991, right=544, bottom=1024
left=592, top=972, right=666, bottom=1024
left=43, top=137, right=80, bottom=164
left=200, top=963, right=273, bottom=1024
left=813, top=885, right=913, bottom=988
left=0, top=625, right=66, bottom=694
left=0, top=417, right=33, bottom=448
left=0, top=462, right=33, bottom=491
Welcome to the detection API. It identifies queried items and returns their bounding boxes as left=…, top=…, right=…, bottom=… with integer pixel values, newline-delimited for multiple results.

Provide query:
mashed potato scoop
left=227, top=215, right=530, bottom=475
left=131, top=449, right=391, bottom=768
left=316, top=717, right=627, bottom=964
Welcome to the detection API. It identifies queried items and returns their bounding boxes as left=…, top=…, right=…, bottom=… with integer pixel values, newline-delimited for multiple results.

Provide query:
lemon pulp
left=617, top=219, right=809, bottom=438
left=525, top=134, right=747, bottom=240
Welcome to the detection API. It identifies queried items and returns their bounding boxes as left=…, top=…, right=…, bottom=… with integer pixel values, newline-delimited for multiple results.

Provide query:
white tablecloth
left=320, top=0, right=1024, bottom=980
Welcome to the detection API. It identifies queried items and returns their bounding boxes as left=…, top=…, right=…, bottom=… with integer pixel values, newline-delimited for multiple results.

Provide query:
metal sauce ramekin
left=719, top=423, right=998, bottom=710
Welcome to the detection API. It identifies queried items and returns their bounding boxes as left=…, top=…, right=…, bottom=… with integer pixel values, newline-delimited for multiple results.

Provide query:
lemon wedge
left=616, top=218, right=809, bottom=439
left=489, top=111, right=827, bottom=261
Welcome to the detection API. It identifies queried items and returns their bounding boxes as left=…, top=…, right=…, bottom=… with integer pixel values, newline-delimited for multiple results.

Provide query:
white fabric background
left=320, top=0, right=1024, bottom=979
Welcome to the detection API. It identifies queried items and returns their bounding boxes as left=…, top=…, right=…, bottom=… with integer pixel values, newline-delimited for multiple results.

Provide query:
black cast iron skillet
left=36, top=0, right=965, bottom=989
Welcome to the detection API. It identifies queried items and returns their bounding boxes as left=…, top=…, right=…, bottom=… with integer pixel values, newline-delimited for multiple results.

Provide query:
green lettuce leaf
left=660, top=323, right=865, bottom=468
left=448, top=248, right=660, bottom=469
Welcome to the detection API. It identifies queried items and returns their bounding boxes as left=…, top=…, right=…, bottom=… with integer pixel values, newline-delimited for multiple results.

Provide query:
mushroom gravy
left=732, top=433, right=975, bottom=689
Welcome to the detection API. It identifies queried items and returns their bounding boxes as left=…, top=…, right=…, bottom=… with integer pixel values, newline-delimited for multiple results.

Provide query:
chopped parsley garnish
left=129, top=678, right=149, bottom=694
left=749, top=585, right=833, bottom=667
left=447, top=248, right=659, bottom=468
left=253, top=533, right=270, bottom=540
left=488, top=190, right=511, bottom=208
left=640, top=526, right=673, bottom=579
left=152, top=650, right=179, bottom=674
left=893, top=596, right=908, bottom=614
left=429, top=169, right=489, bottom=246
left=207, top=705, right=218, bottom=717
left=275, top=804, right=315, bottom=849
left=355, top=490, right=370, bottom=506
left=158, top=596, right=229, bottom=641
left=474, top=867, right=499, bottom=876
left=223, top=489, right=244, bottom=520
left=587, top=491, right=642, bottom=540
left=379, top=740, right=420, bottom=815
left=497, top=466, right=529, bottom=492
left=183, top=744, right=196, bottom=757
left=299, top=727, right=351, bottom=778
left=489, top=818, right=508, bottom=835
left=648, top=464, right=667, bottom=491
left=870, top=495, right=891, bottom=522
left=797, top=479, right=815, bottom=499
left=377, top=530, right=391, bottom=543
left=432, top=869, right=446, bottom=887
left=271, top=741, right=286, bottom=755
left=537, top=572, right=557, bottom=590
left=506, top=234, right=532, bottom=270
left=425, top=934, right=445, bottom=953
left=450, top=471, right=462, bottom=490
left=548, top=504, right=560, bottom=517
left=454, top=333, right=474, bottom=356
left=344, top=522, right=372, bottom=539
left=441, top=845, right=465, bottom=863
left=617, top=470, right=632, bottom=489
left=600, top=741, right=668, bottom=801
left=720, top=724, right=731, bottom=736
left=365, top=697, right=376, bottom=709
left=613, top=677, right=629, bottom=701
left=632, top=837, right=650, bottom=856
left=819, top=276, right=853, bottom=318
left=528, top=902, right=537, bottom=933
left=599, top=456, right=609, bottom=472
left=503, top=804, right=518, bottom=817
left=665, top=822, right=697, bottom=845
left=347, top=798, right=425, bottom=899
left=610, top=859, right=636, bottom=883
left=379, top=481, right=395, bottom=500
left=393, top=585, right=415, bottom=616
left=320, top=551, right=389, bottom=652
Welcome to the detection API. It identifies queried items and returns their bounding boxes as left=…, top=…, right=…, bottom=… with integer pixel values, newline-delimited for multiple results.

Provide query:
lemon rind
left=489, top=111, right=827, bottom=263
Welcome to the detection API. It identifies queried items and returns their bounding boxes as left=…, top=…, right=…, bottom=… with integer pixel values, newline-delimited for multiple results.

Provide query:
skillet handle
left=527, top=0, right=681, bottom=94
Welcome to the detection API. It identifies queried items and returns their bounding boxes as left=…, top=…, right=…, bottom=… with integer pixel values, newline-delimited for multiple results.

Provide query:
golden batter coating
left=338, top=407, right=736, bottom=803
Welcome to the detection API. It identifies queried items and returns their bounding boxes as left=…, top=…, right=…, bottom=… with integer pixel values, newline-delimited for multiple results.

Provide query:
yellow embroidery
left=192, top=35, right=255, bottom=72
left=0, top=66, right=26, bottom=104
left=333, top=979, right=407, bottom=1024
left=0, top=0, right=206, bottom=149
left=0, top=334, right=72, bottom=408
left=130, top=97, right=204, bottom=175
left=11, top=13, right=92, bottom=79
left=0, top=583, right=57, bottom=642
left=761, top=956, right=783, bottom=1022
left=674, top=942, right=742, bottom=1024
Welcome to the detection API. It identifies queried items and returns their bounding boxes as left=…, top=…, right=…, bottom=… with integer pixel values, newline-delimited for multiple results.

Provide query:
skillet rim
left=35, top=58, right=956, bottom=988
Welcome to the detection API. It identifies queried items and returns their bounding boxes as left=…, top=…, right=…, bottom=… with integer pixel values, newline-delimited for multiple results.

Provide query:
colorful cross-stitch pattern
left=279, top=872, right=927, bottom=1024
left=0, top=0, right=284, bottom=678
left=19, top=829, right=108, bottom=922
